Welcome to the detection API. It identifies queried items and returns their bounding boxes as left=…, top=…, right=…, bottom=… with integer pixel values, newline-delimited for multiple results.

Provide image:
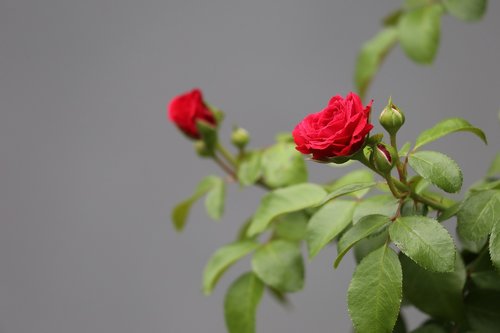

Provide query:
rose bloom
left=168, top=88, right=216, bottom=139
left=293, top=92, right=373, bottom=160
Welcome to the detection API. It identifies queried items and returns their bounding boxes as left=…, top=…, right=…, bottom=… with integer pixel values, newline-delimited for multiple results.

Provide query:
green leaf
left=410, top=324, right=447, bottom=333
left=490, top=221, right=500, bottom=271
left=348, top=245, right=402, bottom=333
left=398, top=4, right=442, bottom=64
left=266, top=286, right=291, bottom=308
left=355, top=28, right=398, bottom=99
left=443, top=0, right=487, bottom=21
left=274, top=211, right=309, bottom=242
left=307, top=200, right=357, bottom=258
left=205, top=177, right=225, bottom=220
left=335, top=215, right=391, bottom=268
left=390, top=216, right=455, bottom=272
left=237, top=151, right=263, bottom=186
left=466, top=289, right=500, bottom=333
left=414, top=118, right=487, bottom=150
left=399, top=142, right=412, bottom=157
left=261, top=142, right=307, bottom=188
left=457, top=190, right=500, bottom=241
left=400, top=253, right=466, bottom=322
left=203, top=241, right=260, bottom=295
left=487, top=152, right=500, bottom=178
left=400, top=199, right=428, bottom=217
left=320, top=182, right=377, bottom=206
left=171, top=176, right=222, bottom=231
left=325, top=169, right=375, bottom=198
left=469, top=179, right=500, bottom=192
left=471, top=271, right=500, bottom=291
left=354, top=229, right=389, bottom=263
left=408, top=151, right=463, bottom=193
left=224, top=272, right=264, bottom=333
left=353, top=194, right=399, bottom=224
left=247, top=183, right=326, bottom=237
left=196, top=120, right=218, bottom=155
left=251, top=240, right=304, bottom=292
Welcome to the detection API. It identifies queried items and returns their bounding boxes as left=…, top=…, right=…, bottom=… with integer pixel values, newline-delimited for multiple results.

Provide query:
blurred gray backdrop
left=1, top=0, right=499, bottom=332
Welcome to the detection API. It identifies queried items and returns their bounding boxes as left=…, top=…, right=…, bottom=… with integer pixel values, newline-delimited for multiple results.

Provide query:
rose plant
left=168, top=1, right=498, bottom=332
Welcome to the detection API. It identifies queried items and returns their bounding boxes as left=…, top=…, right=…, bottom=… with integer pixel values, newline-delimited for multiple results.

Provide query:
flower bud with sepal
left=372, top=143, right=396, bottom=174
left=194, top=140, right=212, bottom=157
left=231, top=127, right=250, bottom=150
left=379, top=97, right=405, bottom=136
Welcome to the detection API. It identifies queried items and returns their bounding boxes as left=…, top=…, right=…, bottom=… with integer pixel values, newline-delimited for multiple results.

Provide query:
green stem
left=216, top=142, right=237, bottom=166
left=354, top=150, right=407, bottom=199
left=386, top=176, right=405, bottom=199
left=390, top=134, right=407, bottom=183
left=213, top=154, right=236, bottom=179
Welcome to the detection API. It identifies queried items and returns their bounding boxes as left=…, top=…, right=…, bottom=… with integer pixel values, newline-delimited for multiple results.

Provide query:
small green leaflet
left=414, top=117, right=487, bottom=150
left=400, top=253, right=466, bottom=322
left=354, top=229, right=389, bottom=264
left=355, top=28, right=398, bottom=100
left=352, top=194, right=399, bottom=224
left=408, top=150, right=463, bottom=193
left=457, top=190, right=500, bottom=241
left=470, top=271, right=500, bottom=291
left=398, top=141, right=412, bottom=157
left=489, top=222, right=500, bottom=271
left=325, top=169, right=375, bottom=199
left=224, top=272, right=264, bottom=333
left=251, top=240, right=304, bottom=292
left=274, top=211, right=309, bottom=242
left=390, top=216, right=455, bottom=272
left=334, top=214, right=391, bottom=268
left=261, top=142, right=307, bottom=188
left=487, top=152, right=500, bottom=178
left=171, top=176, right=226, bottom=231
left=307, top=200, right=357, bottom=258
left=237, top=151, right=263, bottom=186
left=348, top=245, right=402, bottom=333
left=398, top=4, right=442, bottom=64
left=443, top=0, right=487, bottom=22
left=202, top=240, right=260, bottom=295
left=205, top=177, right=225, bottom=220
left=320, top=182, right=376, bottom=206
left=246, top=183, right=326, bottom=237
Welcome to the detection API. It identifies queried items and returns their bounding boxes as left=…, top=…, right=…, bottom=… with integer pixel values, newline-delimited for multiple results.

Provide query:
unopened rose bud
left=379, top=98, right=405, bottom=136
left=194, top=140, right=211, bottom=157
left=372, top=143, right=395, bottom=173
left=231, top=127, right=250, bottom=149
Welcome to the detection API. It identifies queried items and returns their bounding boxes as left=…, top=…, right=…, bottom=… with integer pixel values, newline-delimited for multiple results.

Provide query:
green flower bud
left=194, top=140, right=212, bottom=157
left=379, top=98, right=405, bottom=135
left=372, top=143, right=395, bottom=174
left=231, top=127, right=250, bottom=149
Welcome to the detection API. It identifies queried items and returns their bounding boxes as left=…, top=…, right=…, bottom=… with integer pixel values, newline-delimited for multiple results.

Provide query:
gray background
left=0, top=0, right=499, bottom=332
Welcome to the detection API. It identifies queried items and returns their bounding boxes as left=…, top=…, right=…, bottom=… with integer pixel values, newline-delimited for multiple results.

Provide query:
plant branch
left=410, top=192, right=448, bottom=211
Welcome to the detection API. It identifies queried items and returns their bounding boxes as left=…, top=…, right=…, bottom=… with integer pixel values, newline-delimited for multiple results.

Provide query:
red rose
left=168, top=89, right=216, bottom=139
left=292, top=92, right=373, bottom=160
